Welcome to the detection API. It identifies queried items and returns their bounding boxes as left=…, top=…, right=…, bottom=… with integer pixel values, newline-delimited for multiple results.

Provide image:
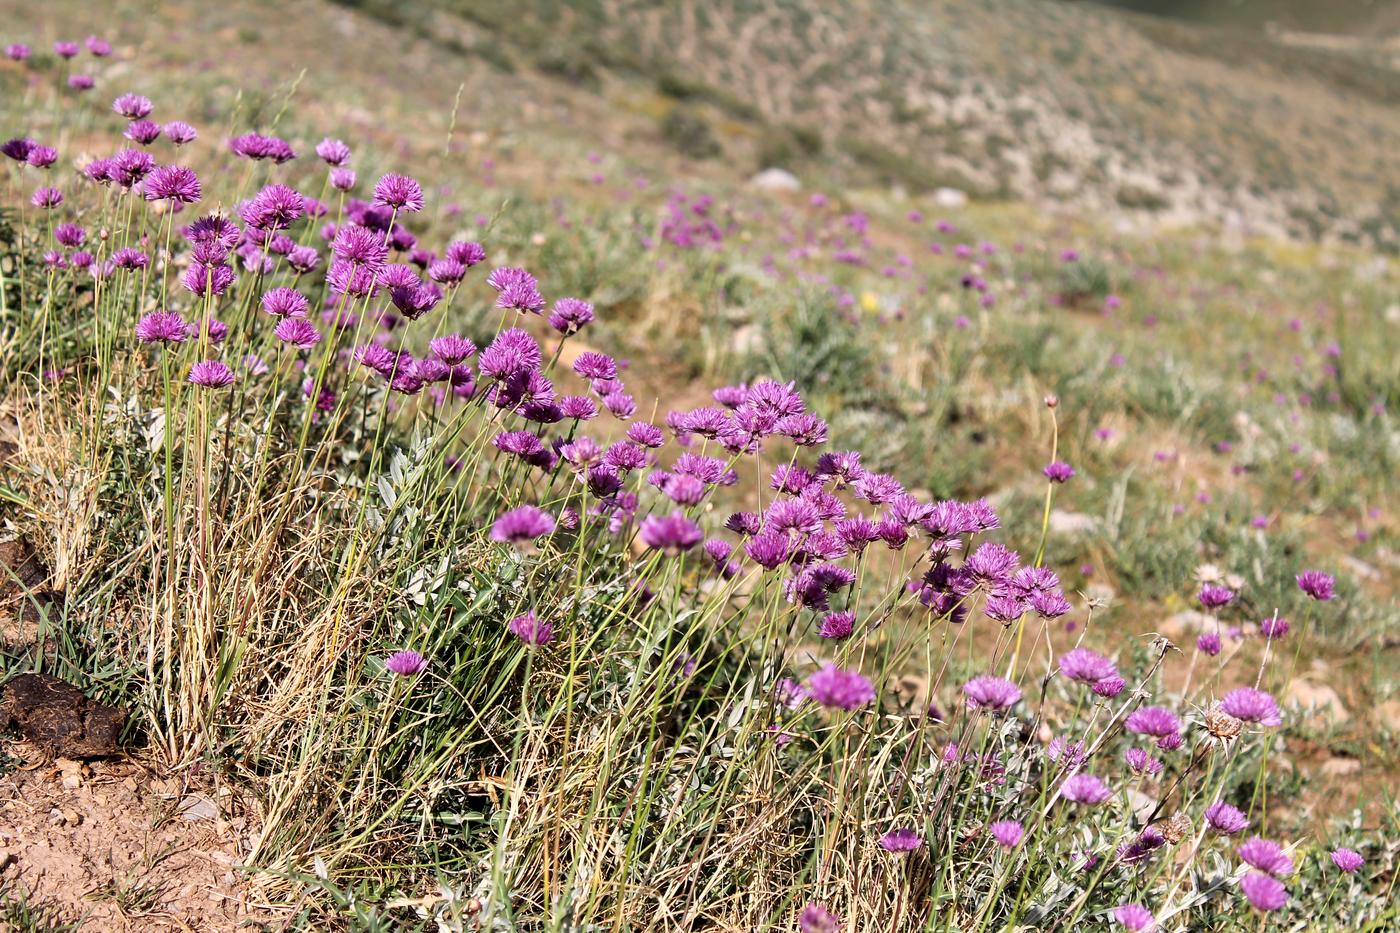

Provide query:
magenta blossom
left=508, top=610, right=553, bottom=646
left=962, top=674, right=1021, bottom=711
left=1295, top=570, right=1334, bottom=601
left=878, top=827, right=922, bottom=852
left=385, top=650, right=427, bottom=676
left=187, top=360, right=235, bottom=389
left=1239, top=872, right=1288, bottom=911
left=806, top=664, right=875, bottom=711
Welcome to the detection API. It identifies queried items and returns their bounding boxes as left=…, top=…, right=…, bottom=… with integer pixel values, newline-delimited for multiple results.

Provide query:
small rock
left=1319, top=757, right=1361, bottom=777
left=1285, top=680, right=1349, bottom=724
left=1374, top=700, right=1400, bottom=733
left=748, top=167, right=801, bottom=192
left=1160, top=610, right=1214, bottom=642
left=179, top=794, right=220, bottom=822
left=1126, top=789, right=1158, bottom=823
left=934, top=187, right=968, bottom=208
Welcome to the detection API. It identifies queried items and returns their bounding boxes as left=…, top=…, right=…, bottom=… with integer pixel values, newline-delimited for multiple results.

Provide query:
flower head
left=274, top=317, right=321, bottom=350
left=144, top=165, right=201, bottom=203
left=1112, top=904, right=1154, bottom=931
left=1043, top=461, right=1075, bottom=483
left=1220, top=687, right=1282, bottom=727
left=1330, top=847, right=1363, bottom=873
left=1296, top=570, right=1335, bottom=601
left=989, top=820, right=1024, bottom=848
left=1198, top=584, right=1235, bottom=609
left=1237, top=837, right=1294, bottom=877
left=490, top=505, right=555, bottom=544
left=135, top=311, right=187, bottom=345
left=1057, top=647, right=1117, bottom=685
left=1205, top=800, right=1250, bottom=835
left=315, top=137, right=351, bottom=166
left=113, top=93, right=153, bottom=120
left=962, top=674, right=1021, bottom=712
left=508, top=610, right=553, bottom=646
left=639, top=511, right=703, bottom=554
left=187, top=360, right=235, bottom=389
left=164, top=121, right=198, bottom=145
left=1059, top=772, right=1111, bottom=805
left=1239, top=872, right=1288, bottom=911
left=385, top=650, right=426, bottom=676
left=373, top=172, right=424, bottom=212
left=878, top=828, right=922, bottom=852
left=807, top=664, right=875, bottom=711
left=798, top=902, right=841, bottom=933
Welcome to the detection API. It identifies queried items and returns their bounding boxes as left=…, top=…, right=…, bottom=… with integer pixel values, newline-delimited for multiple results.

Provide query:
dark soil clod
left=1, top=672, right=126, bottom=758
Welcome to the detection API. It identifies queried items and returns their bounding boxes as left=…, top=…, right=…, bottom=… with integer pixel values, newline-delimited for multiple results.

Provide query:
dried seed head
left=1205, top=704, right=1244, bottom=741
left=1153, top=811, right=1192, bottom=844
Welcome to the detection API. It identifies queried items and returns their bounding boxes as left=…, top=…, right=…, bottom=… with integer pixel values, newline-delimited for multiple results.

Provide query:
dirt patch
left=0, top=753, right=284, bottom=931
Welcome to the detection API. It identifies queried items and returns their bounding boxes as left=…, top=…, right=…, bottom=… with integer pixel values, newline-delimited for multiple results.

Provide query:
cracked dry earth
left=0, top=751, right=283, bottom=931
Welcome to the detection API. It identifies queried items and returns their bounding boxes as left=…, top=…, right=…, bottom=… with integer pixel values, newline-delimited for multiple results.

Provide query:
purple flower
left=112, top=248, right=149, bottom=270
left=385, top=650, right=426, bottom=676
left=31, top=187, right=62, bottom=209
left=54, top=224, right=85, bottom=247
left=962, top=675, right=1021, bottom=712
left=1196, top=632, right=1222, bottom=656
left=86, top=35, right=112, bottom=56
left=490, top=505, right=555, bottom=544
left=878, top=828, right=922, bottom=852
left=1, top=138, right=34, bottom=162
left=373, top=173, right=424, bottom=212
left=1239, top=872, right=1288, bottom=911
left=144, top=165, right=200, bottom=203
left=1112, top=904, right=1154, bottom=931
left=315, top=138, right=351, bottom=166
left=113, top=93, right=153, bottom=119
left=1058, top=647, right=1117, bottom=685
left=549, top=297, right=595, bottom=335
left=1043, top=461, right=1075, bottom=483
left=261, top=287, right=310, bottom=318
left=989, top=820, right=1024, bottom=848
left=1125, top=706, right=1181, bottom=743
left=1330, top=847, right=1363, bottom=873
left=135, top=311, right=187, bottom=345
left=639, top=511, right=703, bottom=554
left=818, top=610, right=855, bottom=640
left=1258, top=616, right=1289, bottom=639
left=241, top=184, right=305, bottom=230
left=1205, top=800, right=1250, bottom=835
left=125, top=119, right=161, bottom=145
left=330, top=168, right=356, bottom=192
left=1059, top=772, right=1111, bottom=805
left=25, top=145, right=58, bottom=169
left=1296, top=570, right=1335, bottom=601
left=508, top=610, right=553, bottom=646
left=798, top=902, right=841, bottom=933
left=1092, top=675, right=1125, bottom=698
left=274, top=317, right=321, bottom=350
left=6, top=44, right=31, bottom=61
left=428, top=334, right=475, bottom=366
left=1198, top=584, right=1234, bottom=609
left=229, top=132, right=296, bottom=163
left=1237, top=837, right=1294, bottom=877
left=1220, top=688, right=1282, bottom=727
left=68, top=74, right=94, bottom=91
left=53, top=40, right=80, bottom=59
left=187, top=360, right=235, bottom=389
left=1124, top=747, right=1162, bottom=776
left=807, top=664, right=875, bottom=711
left=164, top=121, right=198, bottom=145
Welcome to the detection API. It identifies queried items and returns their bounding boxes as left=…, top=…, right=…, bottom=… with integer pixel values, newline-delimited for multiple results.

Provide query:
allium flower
left=1198, top=584, right=1235, bottom=609
left=125, top=119, right=161, bottom=145
left=385, top=650, right=426, bottom=676
left=549, top=297, right=595, bottom=335
left=1092, top=675, right=1125, bottom=698
left=187, top=359, right=235, bottom=388
left=1043, top=461, right=1075, bottom=483
left=373, top=173, right=424, bottom=212
left=330, top=167, right=356, bottom=192
left=1058, top=648, right=1117, bottom=685
left=490, top=505, right=555, bottom=544
left=274, top=317, right=321, bottom=350
left=144, top=165, right=201, bottom=203
left=229, top=132, right=296, bottom=163
left=1258, top=616, right=1289, bottom=639
left=1118, top=827, right=1166, bottom=866
left=31, top=187, right=62, bottom=209
left=878, top=828, right=922, bottom=852
left=1112, top=904, right=1154, bottom=931
left=331, top=224, right=388, bottom=267
left=1196, top=632, right=1222, bottom=656
left=1296, top=570, right=1335, bottom=601
left=1330, top=847, right=1364, bottom=873
left=112, top=247, right=149, bottom=270
left=1059, top=772, right=1111, bottom=805
left=427, top=258, right=466, bottom=285
left=1220, top=687, right=1282, bottom=727
left=135, top=311, right=187, bottom=344
left=989, top=820, right=1024, bottom=848
left=68, top=74, right=94, bottom=90
left=241, top=184, right=304, bottom=230
left=55, top=223, right=85, bottom=247
left=84, top=35, right=111, bottom=56
left=1, top=138, right=34, bottom=162
left=508, top=610, right=553, bottom=646
left=818, top=610, right=855, bottom=640
left=1239, top=872, right=1288, bottom=911
left=1125, top=706, right=1181, bottom=742
left=113, top=93, right=153, bottom=119
left=1125, top=747, right=1162, bottom=776
left=573, top=351, right=618, bottom=382
left=639, top=511, right=703, bottom=554
left=426, top=334, right=474, bottom=366
left=1205, top=801, right=1250, bottom=835
left=962, top=675, right=1021, bottom=712
left=25, top=145, right=58, bottom=168
left=53, top=40, right=80, bottom=59
left=164, top=121, right=198, bottom=145
left=5, top=43, right=30, bottom=61
left=806, top=664, right=875, bottom=711
left=315, top=138, right=351, bottom=166
left=1237, top=837, right=1294, bottom=877
left=798, top=902, right=841, bottom=933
